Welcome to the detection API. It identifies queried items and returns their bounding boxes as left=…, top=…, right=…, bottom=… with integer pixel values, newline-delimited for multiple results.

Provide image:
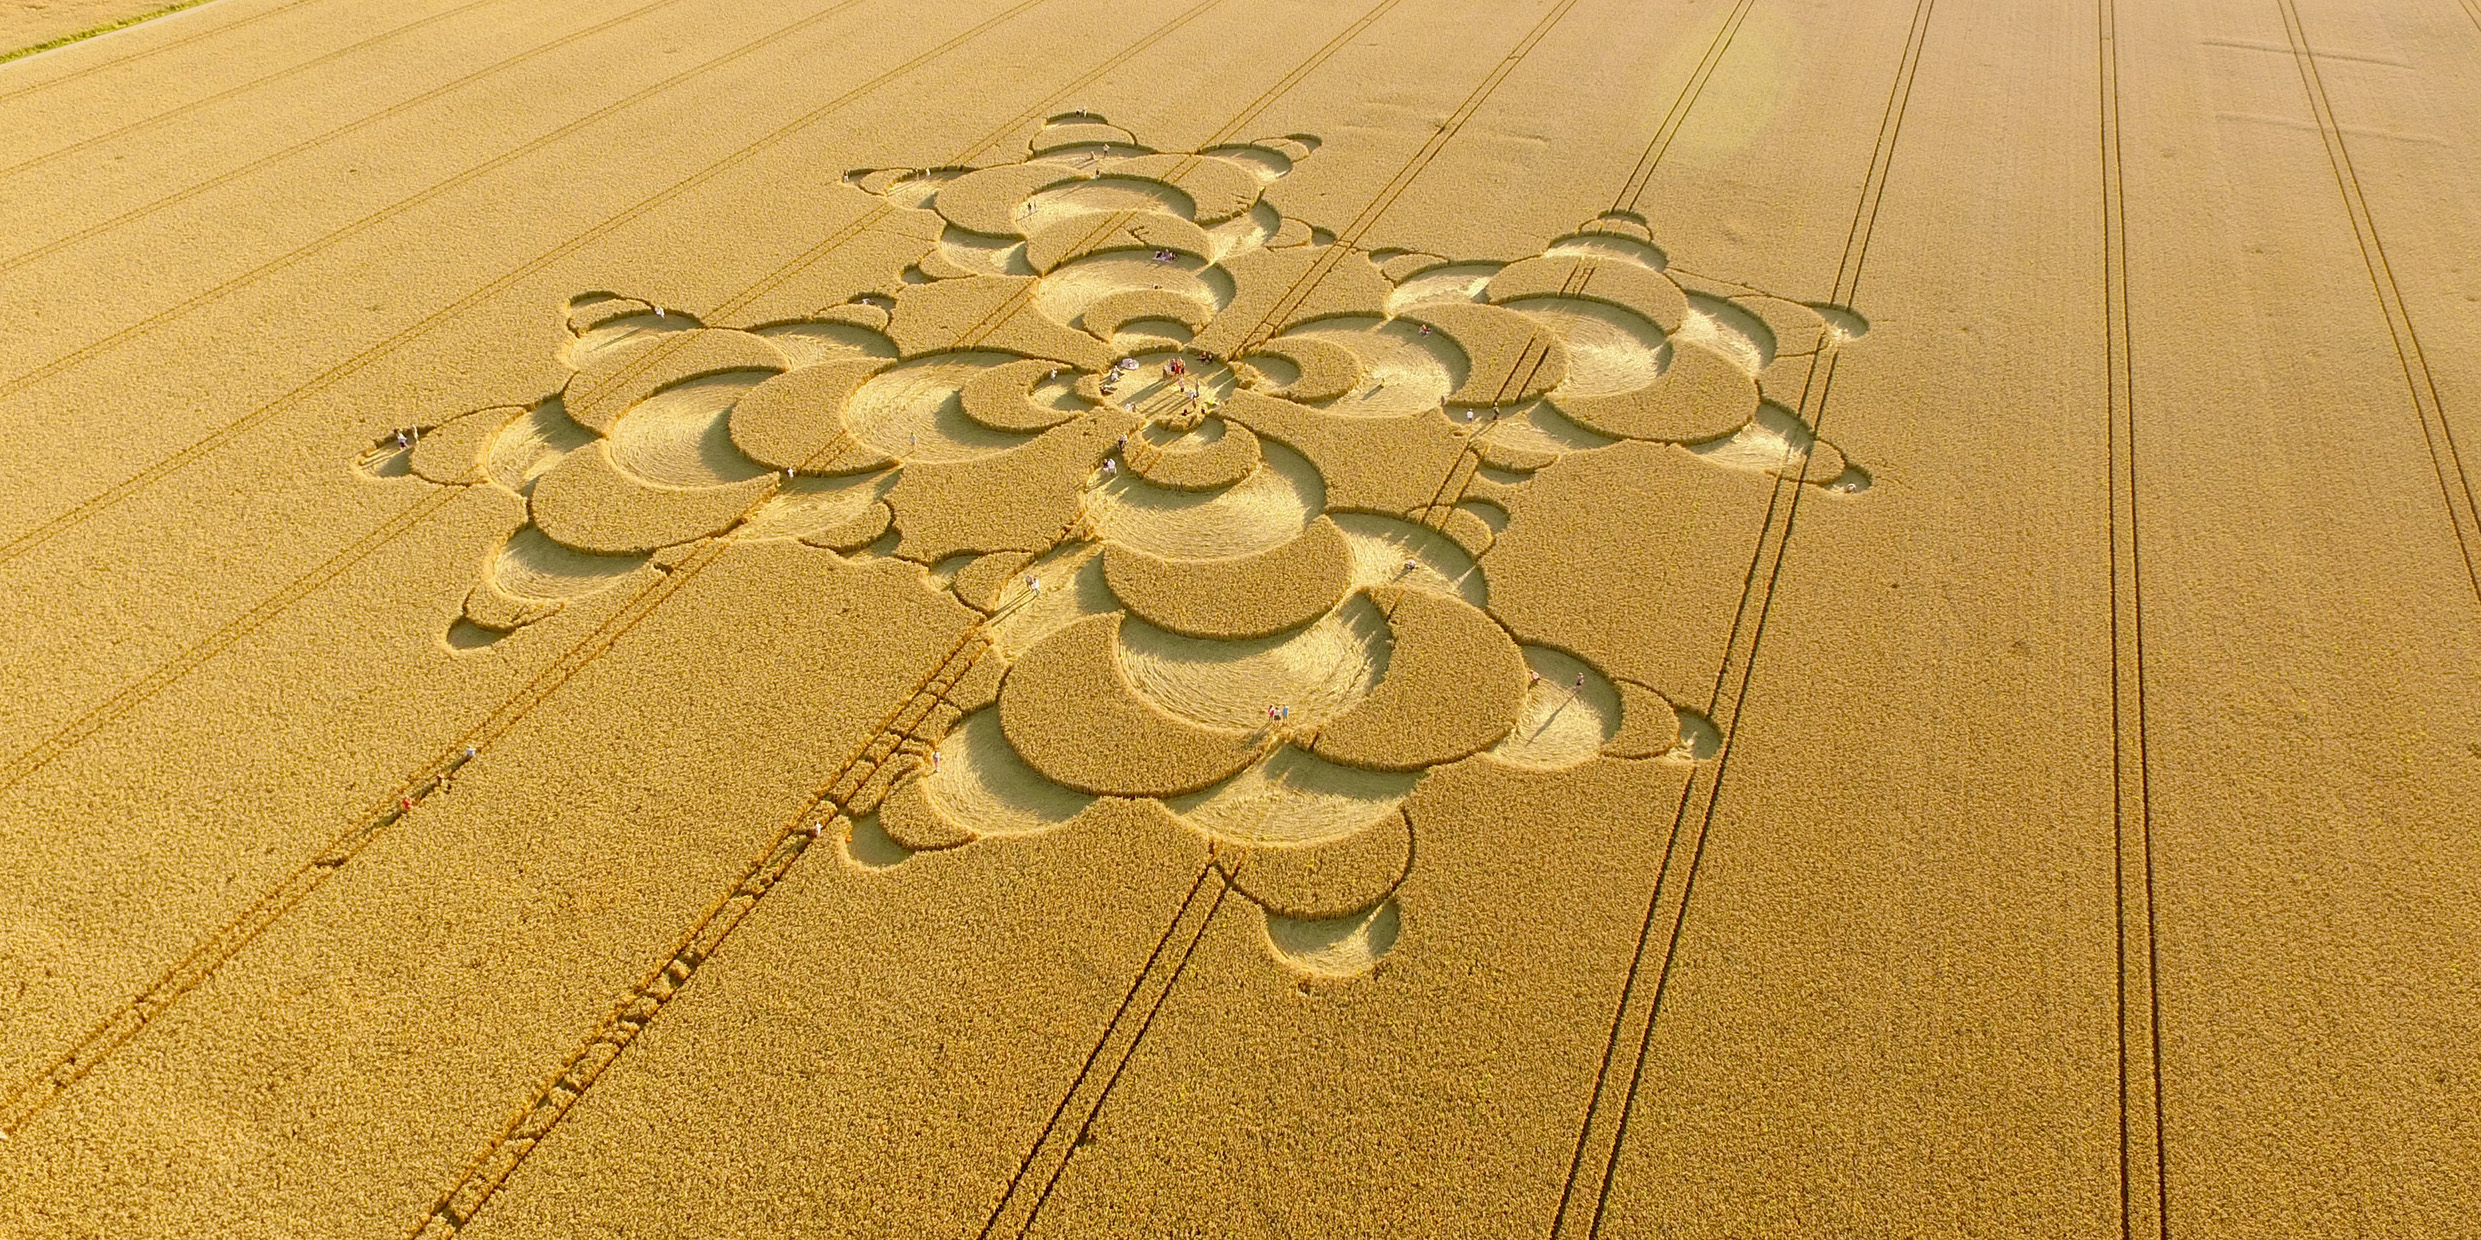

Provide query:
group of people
left=1091, top=350, right=1225, bottom=416
left=1160, top=355, right=1212, bottom=414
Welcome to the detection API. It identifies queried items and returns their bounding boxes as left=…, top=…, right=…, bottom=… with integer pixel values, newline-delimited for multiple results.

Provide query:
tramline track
left=0, top=0, right=319, bottom=89
left=2101, top=0, right=2168, bottom=1234
left=1550, top=0, right=1939, bottom=1232
left=0, top=0, right=703, bottom=276
left=0, top=0, right=1060, bottom=793
left=1403, top=0, right=1761, bottom=531
left=0, top=0, right=1127, bottom=1138
left=2, top=0, right=1373, bottom=1158
left=412, top=1, right=1598, bottom=1231
left=0, top=0, right=948, bottom=563
left=4, top=0, right=500, bottom=181
left=2270, top=0, right=2481, bottom=605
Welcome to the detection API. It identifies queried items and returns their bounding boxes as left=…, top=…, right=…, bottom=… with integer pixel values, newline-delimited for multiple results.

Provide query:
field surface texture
left=1, top=0, right=2477, bottom=1235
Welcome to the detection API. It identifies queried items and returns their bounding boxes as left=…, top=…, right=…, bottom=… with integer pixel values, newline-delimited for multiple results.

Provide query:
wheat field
left=1, top=0, right=2476, bottom=1235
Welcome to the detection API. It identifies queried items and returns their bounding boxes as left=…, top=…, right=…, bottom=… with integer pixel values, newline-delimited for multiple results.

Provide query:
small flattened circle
left=958, top=358, right=1085, bottom=433
left=1397, top=302, right=1569, bottom=407
left=1079, top=287, right=1213, bottom=340
left=931, top=163, right=1084, bottom=235
left=1553, top=339, right=1758, bottom=442
left=1102, top=153, right=1264, bottom=223
left=564, top=329, right=787, bottom=435
left=727, top=357, right=890, bottom=473
left=1024, top=212, right=1217, bottom=273
left=1487, top=254, right=1686, bottom=334
left=1101, top=515, right=1352, bottom=640
left=1124, top=417, right=1259, bottom=491
left=1238, top=336, right=1362, bottom=403
left=996, top=612, right=1262, bottom=797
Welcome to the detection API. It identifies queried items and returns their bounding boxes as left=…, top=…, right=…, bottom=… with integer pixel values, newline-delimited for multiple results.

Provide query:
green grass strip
left=1, top=0, right=224, bottom=66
